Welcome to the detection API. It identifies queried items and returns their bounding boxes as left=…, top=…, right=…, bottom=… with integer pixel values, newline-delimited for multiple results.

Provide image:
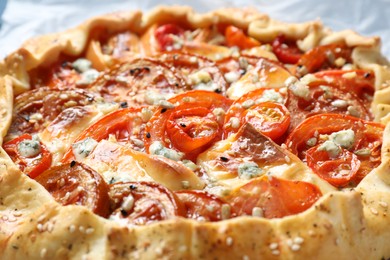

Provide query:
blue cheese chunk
left=149, top=141, right=184, bottom=161
left=238, top=162, right=263, bottom=180
left=72, top=58, right=92, bottom=73
left=330, top=129, right=355, bottom=149
left=318, top=140, right=341, bottom=157
left=256, top=89, right=284, bottom=104
left=76, top=69, right=99, bottom=86
left=72, top=137, right=99, bottom=161
left=17, top=139, right=41, bottom=157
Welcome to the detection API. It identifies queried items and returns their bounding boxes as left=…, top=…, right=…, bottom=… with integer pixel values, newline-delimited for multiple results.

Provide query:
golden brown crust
left=1, top=5, right=390, bottom=259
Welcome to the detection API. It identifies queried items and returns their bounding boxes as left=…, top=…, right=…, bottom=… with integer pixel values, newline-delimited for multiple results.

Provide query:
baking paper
left=0, top=0, right=389, bottom=59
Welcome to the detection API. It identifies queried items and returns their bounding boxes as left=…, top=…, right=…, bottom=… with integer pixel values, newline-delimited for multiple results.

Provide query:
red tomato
left=109, top=181, right=184, bottom=225
left=62, top=107, right=146, bottom=162
left=3, top=134, right=52, bottom=179
left=295, top=44, right=352, bottom=75
left=285, top=114, right=384, bottom=185
left=228, top=176, right=322, bottom=218
left=272, top=34, right=303, bottom=64
left=314, top=70, right=375, bottom=109
left=176, top=190, right=235, bottom=221
left=306, top=145, right=360, bottom=187
left=154, top=24, right=185, bottom=51
left=144, top=90, right=232, bottom=161
left=223, top=88, right=287, bottom=139
left=285, top=79, right=372, bottom=133
left=35, top=162, right=110, bottom=217
left=225, top=25, right=261, bottom=49
left=6, top=87, right=94, bottom=139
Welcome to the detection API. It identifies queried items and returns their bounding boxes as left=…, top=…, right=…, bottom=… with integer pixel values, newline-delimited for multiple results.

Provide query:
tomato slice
left=306, top=145, right=360, bottom=187
left=285, top=113, right=384, bottom=185
left=285, top=79, right=372, bottom=133
left=313, top=70, right=375, bottom=109
left=295, top=44, right=352, bottom=75
left=3, top=134, right=52, bottom=179
left=228, top=176, right=322, bottom=218
left=35, top=162, right=110, bottom=217
left=144, top=90, right=232, bottom=161
left=88, top=57, right=186, bottom=106
left=6, top=87, right=94, bottom=139
left=272, top=34, right=303, bottom=64
left=154, top=24, right=185, bottom=51
left=224, top=25, right=261, bottom=49
left=109, top=181, right=184, bottom=225
left=62, top=106, right=146, bottom=162
left=176, top=190, right=235, bottom=221
left=224, top=101, right=290, bottom=141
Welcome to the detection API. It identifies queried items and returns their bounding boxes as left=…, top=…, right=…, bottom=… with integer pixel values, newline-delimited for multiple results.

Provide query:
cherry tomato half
left=225, top=25, right=261, bottom=50
left=154, top=24, right=185, bottom=51
left=272, top=34, right=303, bottom=64
left=35, top=162, right=110, bottom=217
left=3, top=134, right=52, bottom=179
left=109, top=181, right=184, bottom=225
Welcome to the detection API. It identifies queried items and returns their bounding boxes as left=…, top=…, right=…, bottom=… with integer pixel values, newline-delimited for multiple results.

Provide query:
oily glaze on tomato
left=224, top=25, right=261, bottom=50
left=144, top=90, right=232, bottom=161
left=109, top=181, right=184, bottom=225
left=306, top=145, right=360, bottom=187
left=285, top=114, right=384, bottom=185
left=295, top=44, right=352, bottom=76
left=62, top=106, right=147, bottom=162
left=228, top=176, right=322, bottom=218
left=6, top=88, right=94, bottom=140
left=3, top=134, right=52, bottom=179
left=88, top=58, right=186, bottom=106
left=156, top=52, right=227, bottom=95
left=176, top=190, right=235, bottom=221
left=35, top=162, right=110, bottom=217
left=285, top=79, right=372, bottom=133
left=272, top=34, right=303, bottom=64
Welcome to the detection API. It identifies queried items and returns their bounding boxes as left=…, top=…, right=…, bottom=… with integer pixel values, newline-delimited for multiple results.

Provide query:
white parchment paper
left=0, top=0, right=389, bottom=59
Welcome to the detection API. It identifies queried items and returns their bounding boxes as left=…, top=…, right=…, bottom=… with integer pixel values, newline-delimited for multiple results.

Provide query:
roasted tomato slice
left=176, top=190, right=235, bottom=221
left=285, top=113, right=384, bottom=185
left=144, top=90, right=232, bottom=161
left=272, top=34, right=303, bottom=64
left=62, top=106, right=146, bottom=162
left=224, top=25, right=261, bottom=50
left=285, top=78, right=372, bottom=132
left=109, top=182, right=184, bottom=225
left=35, top=162, right=110, bottom=217
left=156, top=52, right=227, bottom=95
left=228, top=176, right=322, bottom=219
left=3, top=134, right=52, bottom=179
left=6, top=88, right=94, bottom=139
left=88, top=58, right=186, bottom=106
left=154, top=24, right=185, bottom=51
left=224, top=101, right=290, bottom=141
left=101, top=31, right=141, bottom=59
left=306, top=145, right=360, bottom=187
left=295, top=44, right=352, bottom=75
left=313, top=69, right=375, bottom=110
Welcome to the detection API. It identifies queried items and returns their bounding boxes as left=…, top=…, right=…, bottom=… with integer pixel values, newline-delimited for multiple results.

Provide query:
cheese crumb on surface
left=17, top=139, right=41, bottom=158
left=318, top=140, right=341, bottom=157
left=72, top=137, right=98, bottom=161
left=238, top=162, right=263, bottom=180
left=149, top=141, right=184, bottom=161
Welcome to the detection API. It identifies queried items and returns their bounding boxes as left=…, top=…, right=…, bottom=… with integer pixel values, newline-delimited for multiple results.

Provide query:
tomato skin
left=154, top=24, right=185, bottom=51
left=225, top=26, right=261, bottom=49
left=306, top=145, right=360, bottom=187
left=272, top=34, right=302, bottom=64
left=3, top=134, right=52, bottom=179
left=62, top=107, right=146, bottom=162
left=296, top=44, right=352, bottom=75
left=109, top=182, right=185, bottom=225
left=35, top=162, right=110, bottom=217
left=228, top=176, right=322, bottom=218
left=144, top=90, right=232, bottom=161
left=176, top=190, right=235, bottom=221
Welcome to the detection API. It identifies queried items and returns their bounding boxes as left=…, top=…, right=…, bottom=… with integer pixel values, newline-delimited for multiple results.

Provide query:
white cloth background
left=0, top=0, right=389, bottom=59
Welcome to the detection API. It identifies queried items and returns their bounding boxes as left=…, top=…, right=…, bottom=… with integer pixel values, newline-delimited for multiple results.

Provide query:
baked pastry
left=1, top=6, right=390, bottom=259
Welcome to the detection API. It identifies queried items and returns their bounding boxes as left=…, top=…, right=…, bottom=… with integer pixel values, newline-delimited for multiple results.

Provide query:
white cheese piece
left=144, top=90, right=167, bottom=105
left=237, top=162, right=263, bottom=180
left=255, top=89, right=284, bottom=104
left=289, top=81, right=310, bottom=100
left=149, top=141, right=184, bottom=161
left=76, top=69, right=99, bottom=85
left=72, top=137, right=99, bottom=161
left=17, top=139, right=41, bottom=157
left=189, top=70, right=212, bottom=85
left=318, top=140, right=341, bottom=157
left=331, top=99, right=348, bottom=108
left=121, top=195, right=135, bottom=212
left=224, top=71, right=240, bottom=83
left=329, top=129, right=355, bottom=149
left=72, top=58, right=92, bottom=73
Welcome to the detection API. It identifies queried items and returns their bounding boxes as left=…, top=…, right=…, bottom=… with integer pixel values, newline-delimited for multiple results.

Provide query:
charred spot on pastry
left=220, top=156, right=229, bottom=162
left=120, top=209, right=129, bottom=217
left=70, top=160, right=76, bottom=167
left=120, top=101, right=128, bottom=108
left=161, top=108, right=167, bottom=113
